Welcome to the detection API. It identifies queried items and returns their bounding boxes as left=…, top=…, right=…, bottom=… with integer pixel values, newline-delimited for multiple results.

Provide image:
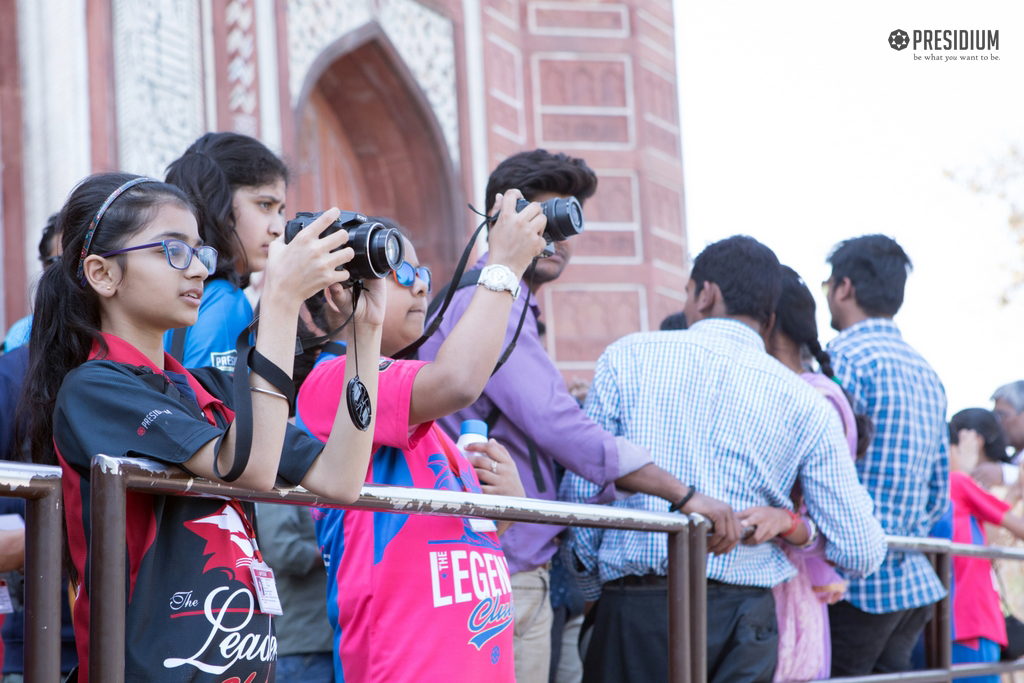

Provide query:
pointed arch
left=293, top=22, right=462, bottom=283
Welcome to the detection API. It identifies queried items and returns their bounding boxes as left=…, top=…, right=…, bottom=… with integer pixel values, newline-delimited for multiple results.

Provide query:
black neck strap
left=392, top=210, right=537, bottom=376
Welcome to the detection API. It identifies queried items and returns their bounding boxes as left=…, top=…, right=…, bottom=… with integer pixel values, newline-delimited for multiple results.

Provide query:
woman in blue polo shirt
left=20, top=172, right=385, bottom=683
left=163, top=132, right=290, bottom=370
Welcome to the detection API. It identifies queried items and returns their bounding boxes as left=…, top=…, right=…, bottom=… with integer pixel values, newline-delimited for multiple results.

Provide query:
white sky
left=674, top=0, right=1024, bottom=415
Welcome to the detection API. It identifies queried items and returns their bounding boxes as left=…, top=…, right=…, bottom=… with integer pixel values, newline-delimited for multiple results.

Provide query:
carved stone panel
left=533, top=54, right=634, bottom=149
left=528, top=2, right=629, bottom=38
left=113, top=0, right=205, bottom=177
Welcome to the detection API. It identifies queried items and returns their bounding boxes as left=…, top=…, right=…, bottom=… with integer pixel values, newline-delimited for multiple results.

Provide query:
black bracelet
left=669, top=484, right=697, bottom=513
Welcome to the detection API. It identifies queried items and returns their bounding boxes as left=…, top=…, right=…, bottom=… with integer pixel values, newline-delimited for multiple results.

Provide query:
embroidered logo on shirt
left=209, top=350, right=237, bottom=372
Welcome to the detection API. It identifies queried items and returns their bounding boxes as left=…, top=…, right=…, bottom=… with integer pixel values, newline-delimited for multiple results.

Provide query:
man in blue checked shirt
left=563, top=236, right=886, bottom=683
left=823, top=235, right=950, bottom=676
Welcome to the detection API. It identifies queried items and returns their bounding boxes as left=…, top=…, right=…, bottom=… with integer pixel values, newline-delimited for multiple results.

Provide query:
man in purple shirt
left=419, top=149, right=739, bottom=682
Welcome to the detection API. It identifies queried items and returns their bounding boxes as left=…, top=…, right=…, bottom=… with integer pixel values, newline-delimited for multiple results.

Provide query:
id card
left=249, top=562, right=283, bottom=615
left=0, top=580, right=14, bottom=614
left=469, top=518, right=498, bottom=533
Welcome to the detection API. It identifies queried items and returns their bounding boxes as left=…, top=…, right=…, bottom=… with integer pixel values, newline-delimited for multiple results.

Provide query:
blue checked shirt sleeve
left=800, top=417, right=887, bottom=577
left=924, top=427, right=951, bottom=530
left=561, top=351, right=620, bottom=600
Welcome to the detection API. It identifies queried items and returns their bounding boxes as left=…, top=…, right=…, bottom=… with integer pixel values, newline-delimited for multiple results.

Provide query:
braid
left=808, top=338, right=833, bottom=378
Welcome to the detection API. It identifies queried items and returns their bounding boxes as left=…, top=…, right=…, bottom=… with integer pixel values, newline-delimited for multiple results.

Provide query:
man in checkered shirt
left=563, top=236, right=886, bottom=683
left=823, top=234, right=950, bottom=676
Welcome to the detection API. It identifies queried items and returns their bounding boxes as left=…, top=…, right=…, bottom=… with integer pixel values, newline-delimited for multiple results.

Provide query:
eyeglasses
left=96, top=239, right=218, bottom=273
left=821, top=280, right=831, bottom=297
left=392, top=261, right=431, bottom=292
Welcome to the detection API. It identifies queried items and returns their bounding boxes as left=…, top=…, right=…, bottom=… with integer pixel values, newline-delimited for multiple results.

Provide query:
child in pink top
left=298, top=196, right=549, bottom=683
left=946, top=409, right=1024, bottom=682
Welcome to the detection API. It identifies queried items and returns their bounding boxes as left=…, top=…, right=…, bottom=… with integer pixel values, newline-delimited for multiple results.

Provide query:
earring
left=106, top=285, right=111, bottom=290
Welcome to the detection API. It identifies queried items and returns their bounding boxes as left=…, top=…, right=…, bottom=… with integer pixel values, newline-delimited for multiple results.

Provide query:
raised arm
left=186, top=209, right=363, bottom=491
left=408, top=190, right=547, bottom=425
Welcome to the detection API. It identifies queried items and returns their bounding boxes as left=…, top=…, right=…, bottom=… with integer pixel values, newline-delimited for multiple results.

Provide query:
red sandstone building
left=0, top=0, right=687, bottom=382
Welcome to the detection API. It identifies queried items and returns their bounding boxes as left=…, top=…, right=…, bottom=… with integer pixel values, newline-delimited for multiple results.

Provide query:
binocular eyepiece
left=284, top=211, right=405, bottom=285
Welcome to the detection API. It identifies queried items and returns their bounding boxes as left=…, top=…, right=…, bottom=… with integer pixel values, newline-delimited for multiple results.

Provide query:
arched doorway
left=293, top=23, right=462, bottom=283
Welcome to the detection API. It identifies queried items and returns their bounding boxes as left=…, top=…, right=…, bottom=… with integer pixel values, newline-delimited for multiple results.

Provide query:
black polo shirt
left=55, top=333, right=323, bottom=683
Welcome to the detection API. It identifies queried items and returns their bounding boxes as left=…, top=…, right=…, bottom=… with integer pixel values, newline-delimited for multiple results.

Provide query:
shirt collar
left=90, top=332, right=225, bottom=414
left=835, top=317, right=901, bottom=341
left=688, top=317, right=766, bottom=351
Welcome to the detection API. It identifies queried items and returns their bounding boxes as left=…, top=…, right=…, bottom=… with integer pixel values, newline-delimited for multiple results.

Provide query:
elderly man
left=972, top=381, right=1024, bottom=487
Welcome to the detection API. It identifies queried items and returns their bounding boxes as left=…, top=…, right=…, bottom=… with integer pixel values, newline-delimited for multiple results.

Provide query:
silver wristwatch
left=477, top=264, right=521, bottom=300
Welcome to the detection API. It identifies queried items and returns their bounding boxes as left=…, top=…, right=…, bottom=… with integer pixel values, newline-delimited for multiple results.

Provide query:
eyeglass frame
left=94, top=239, right=218, bottom=274
left=391, top=261, right=432, bottom=293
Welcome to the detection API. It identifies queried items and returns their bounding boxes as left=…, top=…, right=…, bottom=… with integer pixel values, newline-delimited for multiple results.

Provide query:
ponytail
left=807, top=338, right=833, bottom=378
left=165, top=132, right=289, bottom=286
left=776, top=265, right=873, bottom=458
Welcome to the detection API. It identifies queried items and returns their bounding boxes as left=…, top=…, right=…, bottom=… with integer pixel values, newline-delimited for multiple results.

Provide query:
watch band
left=478, top=264, right=521, bottom=299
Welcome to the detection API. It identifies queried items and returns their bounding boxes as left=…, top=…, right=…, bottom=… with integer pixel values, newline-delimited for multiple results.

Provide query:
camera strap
left=221, top=319, right=296, bottom=482
left=223, top=282, right=371, bottom=482
left=391, top=209, right=535, bottom=376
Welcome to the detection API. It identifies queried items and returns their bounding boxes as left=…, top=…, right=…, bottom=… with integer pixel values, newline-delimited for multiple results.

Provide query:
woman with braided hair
left=739, top=265, right=873, bottom=681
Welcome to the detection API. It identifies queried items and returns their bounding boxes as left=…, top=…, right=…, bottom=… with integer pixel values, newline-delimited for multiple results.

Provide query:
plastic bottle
left=455, top=419, right=488, bottom=457
left=456, top=420, right=497, bottom=532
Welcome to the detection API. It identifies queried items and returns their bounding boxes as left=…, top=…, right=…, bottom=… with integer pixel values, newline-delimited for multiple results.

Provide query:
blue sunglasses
left=392, top=261, right=431, bottom=292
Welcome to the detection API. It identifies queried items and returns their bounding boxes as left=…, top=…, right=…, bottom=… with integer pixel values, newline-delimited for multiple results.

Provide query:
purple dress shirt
left=418, top=256, right=651, bottom=575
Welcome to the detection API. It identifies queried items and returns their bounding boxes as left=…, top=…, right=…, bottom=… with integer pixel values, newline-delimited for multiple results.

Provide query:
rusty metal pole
left=22, top=476, right=62, bottom=683
left=90, top=457, right=127, bottom=683
left=689, top=517, right=708, bottom=683
left=935, top=551, right=952, bottom=674
left=668, top=525, right=691, bottom=683
left=924, top=552, right=939, bottom=669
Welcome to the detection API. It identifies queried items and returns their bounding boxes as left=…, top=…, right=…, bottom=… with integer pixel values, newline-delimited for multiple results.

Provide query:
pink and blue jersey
left=297, top=351, right=516, bottom=683
left=949, top=470, right=1010, bottom=646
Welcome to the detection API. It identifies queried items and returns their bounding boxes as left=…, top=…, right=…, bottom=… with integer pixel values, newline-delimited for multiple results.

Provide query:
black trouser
left=829, top=600, right=934, bottom=676
left=582, top=577, right=778, bottom=683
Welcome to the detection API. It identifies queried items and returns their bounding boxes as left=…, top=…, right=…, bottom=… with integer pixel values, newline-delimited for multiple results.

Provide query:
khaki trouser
left=512, top=565, right=554, bottom=683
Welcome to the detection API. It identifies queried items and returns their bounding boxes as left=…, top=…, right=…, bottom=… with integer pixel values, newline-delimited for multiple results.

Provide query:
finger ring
left=490, top=461, right=498, bottom=474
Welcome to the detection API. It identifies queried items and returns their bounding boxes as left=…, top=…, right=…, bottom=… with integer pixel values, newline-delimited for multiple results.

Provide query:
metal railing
left=87, top=455, right=710, bottom=683
left=0, top=462, right=64, bottom=683
left=8, top=454, right=1024, bottom=683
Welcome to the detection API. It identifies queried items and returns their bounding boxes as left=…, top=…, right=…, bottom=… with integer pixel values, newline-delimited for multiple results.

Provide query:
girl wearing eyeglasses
left=296, top=200, right=545, bottom=683
left=20, top=172, right=385, bottom=683
left=163, top=132, right=290, bottom=371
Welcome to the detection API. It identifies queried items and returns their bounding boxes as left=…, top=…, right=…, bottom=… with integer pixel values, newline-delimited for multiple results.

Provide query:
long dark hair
left=19, top=173, right=194, bottom=468
left=165, top=132, right=288, bottom=286
left=776, top=265, right=873, bottom=457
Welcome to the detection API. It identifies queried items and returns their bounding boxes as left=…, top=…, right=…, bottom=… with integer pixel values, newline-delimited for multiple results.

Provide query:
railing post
left=935, top=551, right=952, bottom=674
left=668, top=524, right=691, bottom=683
left=90, top=456, right=127, bottom=683
left=22, top=475, right=62, bottom=683
left=689, top=517, right=708, bottom=683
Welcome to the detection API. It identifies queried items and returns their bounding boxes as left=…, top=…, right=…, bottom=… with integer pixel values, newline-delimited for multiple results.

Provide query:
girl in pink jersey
left=298, top=190, right=548, bottom=683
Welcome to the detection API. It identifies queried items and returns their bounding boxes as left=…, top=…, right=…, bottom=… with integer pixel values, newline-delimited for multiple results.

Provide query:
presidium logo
left=889, top=30, right=910, bottom=50
left=888, top=28, right=1001, bottom=61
